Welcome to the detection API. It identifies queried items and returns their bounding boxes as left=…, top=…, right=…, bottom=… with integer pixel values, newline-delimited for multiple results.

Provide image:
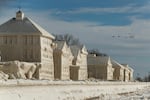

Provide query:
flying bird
left=112, top=33, right=135, bottom=39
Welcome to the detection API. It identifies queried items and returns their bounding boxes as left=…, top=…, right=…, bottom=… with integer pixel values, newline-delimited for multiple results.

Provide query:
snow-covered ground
left=0, top=80, right=149, bottom=100
left=118, top=86, right=150, bottom=100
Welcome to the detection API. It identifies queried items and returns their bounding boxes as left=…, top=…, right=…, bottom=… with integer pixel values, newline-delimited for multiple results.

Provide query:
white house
left=0, top=10, right=55, bottom=80
left=70, top=45, right=88, bottom=80
left=53, top=41, right=73, bottom=80
left=87, top=54, right=114, bottom=80
left=111, top=60, right=125, bottom=81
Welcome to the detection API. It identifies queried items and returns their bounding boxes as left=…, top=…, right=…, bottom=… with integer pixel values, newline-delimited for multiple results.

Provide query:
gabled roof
left=54, top=41, right=73, bottom=56
left=121, top=64, right=134, bottom=72
left=87, top=54, right=110, bottom=65
left=70, top=45, right=88, bottom=58
left=0, top=12, right=55, bottom=39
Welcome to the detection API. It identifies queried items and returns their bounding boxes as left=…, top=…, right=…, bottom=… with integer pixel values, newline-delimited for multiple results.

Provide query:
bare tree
left=143, top=72, right=150, bottom=82
left=53, top=34, right=81, bottom=46
left=135, top=73, right=143, bottom=82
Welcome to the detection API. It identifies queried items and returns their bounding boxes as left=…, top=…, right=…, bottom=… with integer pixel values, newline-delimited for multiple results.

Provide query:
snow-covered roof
left=87, top=54, right=110, bottom=65
left=54, top=41, right=73, bottom=57
left=111, top=60, right=124, bottom=69
left=70, top=45, right=88, bottom=58
left=0, top=11, right=55, bottom=39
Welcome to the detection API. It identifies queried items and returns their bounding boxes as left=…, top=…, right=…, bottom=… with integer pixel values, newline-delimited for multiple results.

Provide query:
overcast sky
left=0, top=0, right=150, bottom=77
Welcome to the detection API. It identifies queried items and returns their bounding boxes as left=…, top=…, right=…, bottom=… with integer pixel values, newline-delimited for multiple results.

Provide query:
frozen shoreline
left=0, top=80, right=149, bottom=100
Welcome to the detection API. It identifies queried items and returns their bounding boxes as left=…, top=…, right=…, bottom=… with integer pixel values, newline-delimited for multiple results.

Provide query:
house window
left=0, top=37, right=2, bottom=45
left=9, top=38, right=13, bottom=44
left=23, top=49, right=27, bottom=59
left=9, top=36, right=17, bottom=44
left=0, top=50, right=1, bottom=61
left=27, top=49, right=33, bottom=60
left=33, top=37, right=39, bottom=45
left=29, top=36, right=33, bottom=45
left=3, top=36, right=7, bottom=44
left=30, top=49, right=33, bottom=59
left=24, top=36, right=27, bottom=45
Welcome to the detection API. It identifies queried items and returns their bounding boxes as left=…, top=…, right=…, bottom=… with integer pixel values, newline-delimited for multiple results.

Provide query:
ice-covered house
left=0, top=11, right=55, bottom=80
left=53, top=41, right=73, bottom=80
left=87, top=54, right=114, bottom=80
left=121, top=64, right=134, bottom=82
left=70, top=45, right=88, bottom=80
left=111, top=60, right=125, bottom=81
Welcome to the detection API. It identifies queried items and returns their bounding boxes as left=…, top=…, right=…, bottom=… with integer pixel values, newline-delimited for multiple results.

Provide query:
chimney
left=16, top=10, right=24, bottom=20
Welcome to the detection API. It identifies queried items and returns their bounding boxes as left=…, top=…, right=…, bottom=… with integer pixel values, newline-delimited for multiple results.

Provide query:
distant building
left=0, top=11, right=55, bottom=80
left=70, top=45, right=88, bottom=80
left=53, top=41, right=73, bottom=80
left=111, top=60, right=134, bottom=82
left=87, top=54, right=114, bottom=80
